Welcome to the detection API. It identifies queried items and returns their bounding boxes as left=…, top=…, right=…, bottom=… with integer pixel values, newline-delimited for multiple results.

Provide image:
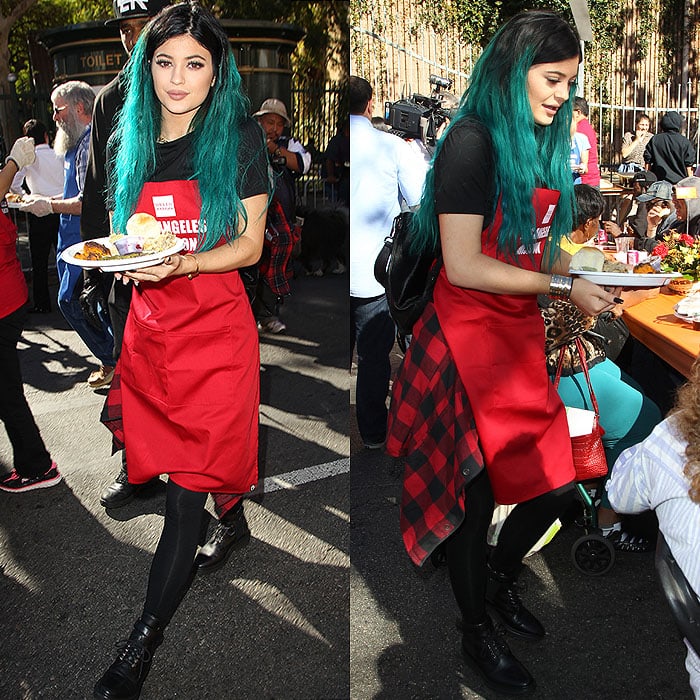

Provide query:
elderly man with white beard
left=21, top=81, right=115, bottom=387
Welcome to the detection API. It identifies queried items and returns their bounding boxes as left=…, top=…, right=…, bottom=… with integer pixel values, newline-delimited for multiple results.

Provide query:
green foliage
left=418, top=0, right=500, bottom=46
left=9, top=0, right=111, bottom=92
left=587, top=0, right=625, bottom=52
left=635, top=0, right=654, bottom=59
left=217, top=1, right=348, bottom=83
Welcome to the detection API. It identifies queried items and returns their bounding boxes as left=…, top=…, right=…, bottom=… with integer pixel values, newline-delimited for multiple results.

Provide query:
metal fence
left=351, top=10, right=700, bottom=179
left=291, top=80, right=346, bottom=209
left=589, top=80, right=700, bottom=172
left=351, top=0, right=472, bottom=112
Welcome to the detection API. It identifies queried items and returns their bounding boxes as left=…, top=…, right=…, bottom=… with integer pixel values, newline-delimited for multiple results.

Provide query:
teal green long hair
left=412, top=10, right=581, bottom=269
left=108, top=2, right=265, bottom=251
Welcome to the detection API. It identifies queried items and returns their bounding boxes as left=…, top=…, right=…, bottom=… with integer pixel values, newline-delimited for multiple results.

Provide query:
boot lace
left=500, top=579, right=528, bottom=611
left=478, top=622, right=510, bottom=662
left=211, top=520, right=239, bottom=545
left=114, top=639, right=151, bottom=671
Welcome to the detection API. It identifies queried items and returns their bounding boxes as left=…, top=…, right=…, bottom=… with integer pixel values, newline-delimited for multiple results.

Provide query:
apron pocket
left=163, top=325, right=237, bottom=407
left=124, top=320, right=168, bottom=403
left=485, top=318, right=549, bottom=408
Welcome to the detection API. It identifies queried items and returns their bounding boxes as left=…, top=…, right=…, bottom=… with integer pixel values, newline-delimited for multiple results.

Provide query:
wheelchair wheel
left=571, top=533, right=615, bottom=576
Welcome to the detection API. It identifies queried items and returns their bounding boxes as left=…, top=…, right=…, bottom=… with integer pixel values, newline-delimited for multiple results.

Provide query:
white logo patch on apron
left=152, top=195, right=177, bottom=218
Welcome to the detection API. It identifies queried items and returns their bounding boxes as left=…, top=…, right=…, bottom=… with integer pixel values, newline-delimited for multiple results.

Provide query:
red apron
left=0, top=208, right=28, bottom=318
left=433, top=188, right=575, bottom=504
left=119, top=180, right=259, bottom=494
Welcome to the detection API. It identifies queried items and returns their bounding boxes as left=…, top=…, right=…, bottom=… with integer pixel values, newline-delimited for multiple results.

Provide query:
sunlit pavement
left=0, top=266, right=350, bottom=699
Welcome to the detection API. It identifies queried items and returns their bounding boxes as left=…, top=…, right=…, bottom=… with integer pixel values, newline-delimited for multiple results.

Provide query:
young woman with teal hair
left=94, top=3, right=269, bottom=699
left=386, top=11, right=622, bottom=695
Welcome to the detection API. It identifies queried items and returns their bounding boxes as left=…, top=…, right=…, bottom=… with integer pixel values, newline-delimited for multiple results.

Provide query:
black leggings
left=446, top=469, right=574, bottom=626
left=144, top=480, right=207, bottom=624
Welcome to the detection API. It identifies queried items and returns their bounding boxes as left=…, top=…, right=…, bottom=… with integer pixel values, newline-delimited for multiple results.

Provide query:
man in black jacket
left=644, top=111, right=694, bottom=185
left=81, top=0, right=170, bottom=509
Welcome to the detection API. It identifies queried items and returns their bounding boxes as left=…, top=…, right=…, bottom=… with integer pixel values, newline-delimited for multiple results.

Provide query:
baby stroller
left=570, top=480, right=616, bottom=576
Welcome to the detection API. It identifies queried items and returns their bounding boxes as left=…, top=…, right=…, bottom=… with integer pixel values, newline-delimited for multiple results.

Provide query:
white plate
left=568, top=270, right=683, bottom=287
left=674, top=298, right=700, bottom=320
left=61, top=236, right=185, bottom=271
left=5, top=200, right=22, bottom=209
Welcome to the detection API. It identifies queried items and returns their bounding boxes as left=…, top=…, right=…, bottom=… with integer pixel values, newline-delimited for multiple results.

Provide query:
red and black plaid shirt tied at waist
left=385, top=303, right=485, bottom=567
left=102, top=365, right=125, bottom=453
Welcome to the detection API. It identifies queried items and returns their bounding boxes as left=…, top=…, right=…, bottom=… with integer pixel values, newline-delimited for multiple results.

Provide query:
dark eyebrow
left=154, top=52, right=208, bottom=61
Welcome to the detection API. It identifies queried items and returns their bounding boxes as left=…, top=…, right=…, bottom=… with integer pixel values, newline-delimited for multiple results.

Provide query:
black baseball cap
left=105, top=0, right=170, bottom=25
left=633, top=171, right=657, bottom=187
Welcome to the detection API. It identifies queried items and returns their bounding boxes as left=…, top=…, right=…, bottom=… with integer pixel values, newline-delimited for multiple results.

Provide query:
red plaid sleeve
left=259, top=195, right=294, bottom=298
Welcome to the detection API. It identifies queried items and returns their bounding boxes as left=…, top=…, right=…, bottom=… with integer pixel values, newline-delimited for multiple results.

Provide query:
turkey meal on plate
left=75, top=214, right=177, bottom=260
left=570, top=247, right=654, bottom=274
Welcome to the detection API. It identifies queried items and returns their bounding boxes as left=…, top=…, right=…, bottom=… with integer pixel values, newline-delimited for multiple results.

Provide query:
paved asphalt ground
left=350, top=347, right=695, bottom=700
left=0, top=233, right=350, bottom=700
left=1, top=224, right=695, bottom=700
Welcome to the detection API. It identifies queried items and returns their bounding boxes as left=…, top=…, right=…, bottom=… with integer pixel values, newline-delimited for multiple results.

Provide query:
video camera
left=384, top=74, right=457, bottom=150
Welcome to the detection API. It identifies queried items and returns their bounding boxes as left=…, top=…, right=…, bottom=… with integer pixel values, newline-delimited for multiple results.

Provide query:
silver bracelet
left=549, top=274, right=573, bottom=300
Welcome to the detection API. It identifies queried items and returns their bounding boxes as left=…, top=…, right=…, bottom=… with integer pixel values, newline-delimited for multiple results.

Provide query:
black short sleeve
left=150, top=117, right=269, bottom=200
left=434, top=119, right=496, bottom=225
left=237, top=117, right=270, bottom=200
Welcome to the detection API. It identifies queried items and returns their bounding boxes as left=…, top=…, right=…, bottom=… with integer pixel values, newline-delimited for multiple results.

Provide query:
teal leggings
left=554, top=358, right=662, bottom=508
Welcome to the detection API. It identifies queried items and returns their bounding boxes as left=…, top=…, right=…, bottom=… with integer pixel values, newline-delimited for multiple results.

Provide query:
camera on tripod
left=383, top=74, right=457, bottom=149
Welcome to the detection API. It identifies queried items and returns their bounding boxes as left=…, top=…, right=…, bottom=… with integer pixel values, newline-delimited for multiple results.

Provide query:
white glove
left=19, top=196, right=53, bottom=217
left=6, top=137, right=35, bottom=170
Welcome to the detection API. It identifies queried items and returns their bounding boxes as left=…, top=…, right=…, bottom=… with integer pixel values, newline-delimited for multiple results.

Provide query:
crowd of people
left=0, top=1, right=347, bottom=698
left=351, top=8, right=700, bottom=699
left=3, top=2, right=700, bottom=698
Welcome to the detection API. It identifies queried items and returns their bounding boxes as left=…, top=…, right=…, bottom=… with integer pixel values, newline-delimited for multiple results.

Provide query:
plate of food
left=61, top=213, right=184, bottom=271
left=5, top=193, right=24, bottom=209
left=674, top=294, right=700, bottom=320
left=568, top=247, right=682, bottom=287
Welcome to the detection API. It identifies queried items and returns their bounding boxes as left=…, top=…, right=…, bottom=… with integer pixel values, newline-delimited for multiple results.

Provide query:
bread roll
left=571, top=246, right=605, bottom=272
left=126, top=212, right=162, bottom=238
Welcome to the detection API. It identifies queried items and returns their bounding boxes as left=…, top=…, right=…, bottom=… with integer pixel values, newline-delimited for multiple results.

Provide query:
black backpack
left=373, top=211, right=441, bottom=342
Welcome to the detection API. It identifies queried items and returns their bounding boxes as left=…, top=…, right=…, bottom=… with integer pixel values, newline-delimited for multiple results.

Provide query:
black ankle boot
left=194, top=503, right=251, bottom=572
left=94, top=613, right=164, bottom=700
left=485, top=564, right=545, bottom=640
left=100, top=467, right=160, bottom=509
left=461, top=617, right=535, bottom=695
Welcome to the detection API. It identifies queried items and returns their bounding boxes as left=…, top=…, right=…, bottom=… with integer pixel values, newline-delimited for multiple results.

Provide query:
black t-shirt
left=151, top=116, right=269, bottom=199
left=434, top=118, right=496, bottom=228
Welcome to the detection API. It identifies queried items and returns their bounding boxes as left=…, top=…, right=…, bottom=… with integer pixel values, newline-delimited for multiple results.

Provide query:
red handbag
left=553, top=337, right=608, bottom=481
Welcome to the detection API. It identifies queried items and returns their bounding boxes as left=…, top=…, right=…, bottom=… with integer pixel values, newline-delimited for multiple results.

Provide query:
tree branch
left=7, top=0, right=39, bottom=25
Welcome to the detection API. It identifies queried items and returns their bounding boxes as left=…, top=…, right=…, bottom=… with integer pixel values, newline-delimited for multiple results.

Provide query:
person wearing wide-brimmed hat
left=251, top=97, right=311, bottom=335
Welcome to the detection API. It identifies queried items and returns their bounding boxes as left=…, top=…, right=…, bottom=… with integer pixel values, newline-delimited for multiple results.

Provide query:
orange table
left=623, top=289, right=700, bottom=378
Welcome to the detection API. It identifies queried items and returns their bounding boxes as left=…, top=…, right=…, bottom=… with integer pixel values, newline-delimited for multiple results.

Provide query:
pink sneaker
left=0, top=462, right=62, bottom=493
